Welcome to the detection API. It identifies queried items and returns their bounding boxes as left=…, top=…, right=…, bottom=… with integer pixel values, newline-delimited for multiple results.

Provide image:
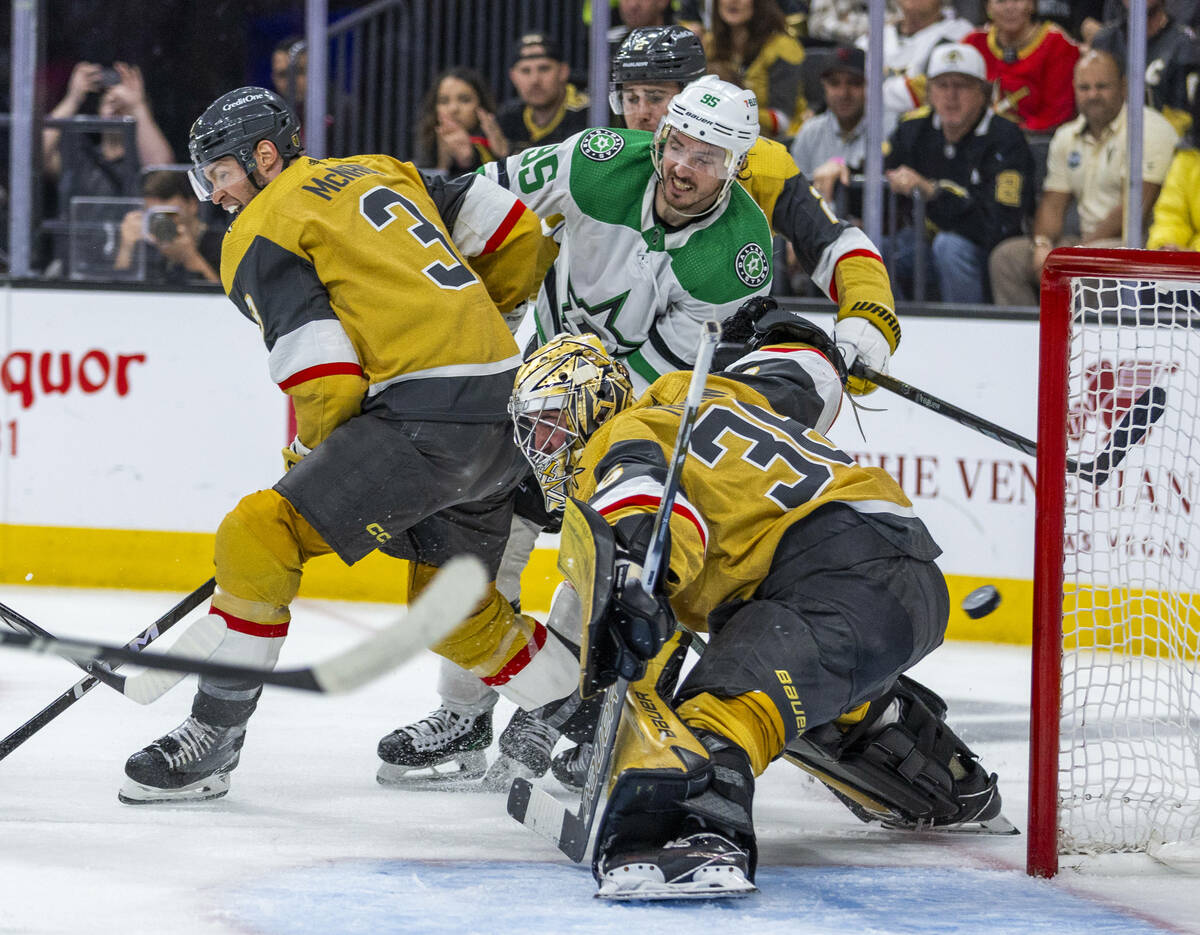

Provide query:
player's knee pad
left=427, top=562, right=577, bottom=710
left=785, top=674, right=1002, bottom=829
left=214, top=489, right=326, bottom=619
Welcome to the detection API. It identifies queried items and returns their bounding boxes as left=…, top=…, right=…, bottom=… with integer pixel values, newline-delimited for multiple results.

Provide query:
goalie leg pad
left=785, top=675, right=1003, bottom=829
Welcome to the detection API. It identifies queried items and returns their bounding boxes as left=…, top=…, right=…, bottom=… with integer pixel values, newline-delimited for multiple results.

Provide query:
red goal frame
left=1029, top=247, right=1200, bottom=877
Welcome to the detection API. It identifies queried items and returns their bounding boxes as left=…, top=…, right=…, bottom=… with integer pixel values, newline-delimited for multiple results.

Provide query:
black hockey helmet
left=609, top=26, right=707, bottom=114
left=187, top=86, right=303, bottom=200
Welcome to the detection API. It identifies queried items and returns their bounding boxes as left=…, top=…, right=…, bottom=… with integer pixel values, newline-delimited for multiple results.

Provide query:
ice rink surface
left=2, top=585, right=1197, bottom=935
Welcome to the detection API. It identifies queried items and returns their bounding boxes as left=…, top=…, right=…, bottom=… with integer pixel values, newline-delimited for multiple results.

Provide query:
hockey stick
left=852, top=362, right=1167, bottom=486
left=508, top=320, right=722, bottom=863
left=0, top=599, right=226, bottom=705
left=0, top=578, right=215, bottom=763
left=0, top=555, right=487, bottom=695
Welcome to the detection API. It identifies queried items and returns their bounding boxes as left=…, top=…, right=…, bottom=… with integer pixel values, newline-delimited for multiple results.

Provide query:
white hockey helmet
left=652, top=75, right=759, bottom=214
left=509, top=333, right=634, bottom=512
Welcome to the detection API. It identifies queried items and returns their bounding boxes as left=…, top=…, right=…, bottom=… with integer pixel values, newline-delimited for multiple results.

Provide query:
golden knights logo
left=579, top=128, right=624, bottom=162
left=734, top=242, right=769, bottom=288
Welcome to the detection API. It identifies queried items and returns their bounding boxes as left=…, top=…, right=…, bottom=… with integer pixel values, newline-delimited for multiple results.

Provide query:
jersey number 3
left=359, top=185, right=477, bottom=290
left=691, top=403, right=849, bottom=510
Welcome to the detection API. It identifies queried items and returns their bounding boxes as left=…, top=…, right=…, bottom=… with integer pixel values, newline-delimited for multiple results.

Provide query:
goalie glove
left=603, top=559, right=675, bottom=683
left=833, top=317, right=891, bottom=395
left=281, top=435, right=312, bottom=472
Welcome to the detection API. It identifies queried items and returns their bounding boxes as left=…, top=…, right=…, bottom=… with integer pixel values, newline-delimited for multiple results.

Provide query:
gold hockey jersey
left=571, top=345, right=931, bottom=631
left=220, top=154, right=545, bottom=445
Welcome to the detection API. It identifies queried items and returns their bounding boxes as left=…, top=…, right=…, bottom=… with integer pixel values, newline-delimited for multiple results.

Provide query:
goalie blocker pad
left=782, top=675, right=1007, bottom=831
left=558, top=498, right=618, bottom=699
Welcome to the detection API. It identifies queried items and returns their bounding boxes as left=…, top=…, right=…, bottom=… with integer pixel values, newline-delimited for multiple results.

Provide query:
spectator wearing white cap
left=882, top=42, right=1035, bottom=303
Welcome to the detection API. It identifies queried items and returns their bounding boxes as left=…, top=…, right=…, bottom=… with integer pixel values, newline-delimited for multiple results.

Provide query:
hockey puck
left=962, top=585, right=1001, bottom=619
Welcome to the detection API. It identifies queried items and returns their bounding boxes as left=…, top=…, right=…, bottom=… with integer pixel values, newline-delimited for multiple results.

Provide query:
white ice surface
left=1, top=585, right=1198, bottom=935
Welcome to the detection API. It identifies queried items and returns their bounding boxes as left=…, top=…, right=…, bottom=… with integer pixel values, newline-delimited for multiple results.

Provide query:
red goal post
left=1029, top=248, right=1200, bottom=877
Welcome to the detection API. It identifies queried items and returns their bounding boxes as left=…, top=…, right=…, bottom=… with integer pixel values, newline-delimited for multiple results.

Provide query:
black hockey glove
left=603, top=564, right=675, bottom=683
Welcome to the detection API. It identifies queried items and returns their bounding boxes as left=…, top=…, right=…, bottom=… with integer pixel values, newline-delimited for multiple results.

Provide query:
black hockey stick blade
left=0, top=556, right=487, bottom=694
left=854, top=363, right=1168, bottom=487
left=0, top=600, right=226, bottom=705
left=0, top=577, right=215, bottom=763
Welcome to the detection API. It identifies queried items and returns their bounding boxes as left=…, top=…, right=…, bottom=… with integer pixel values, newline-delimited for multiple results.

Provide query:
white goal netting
left=1058, top=276, right=1200, bottom=856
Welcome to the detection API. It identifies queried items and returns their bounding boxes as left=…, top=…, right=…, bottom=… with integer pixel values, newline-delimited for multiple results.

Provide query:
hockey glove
left=281, top=435, right=312, bottom=472
left=832, top=317, right=891, bottom=395
left=604, top=563, right=675, bottom=683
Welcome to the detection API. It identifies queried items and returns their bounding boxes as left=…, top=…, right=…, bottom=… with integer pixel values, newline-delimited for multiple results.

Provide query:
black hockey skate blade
left=507, top=778, right=590, bottom=862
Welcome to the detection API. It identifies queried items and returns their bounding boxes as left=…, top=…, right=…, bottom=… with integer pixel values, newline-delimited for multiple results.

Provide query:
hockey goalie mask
left=509, top=334, right=634, bottom=512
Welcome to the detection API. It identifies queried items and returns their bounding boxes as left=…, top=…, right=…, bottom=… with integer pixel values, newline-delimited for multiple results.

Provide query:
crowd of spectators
left=25, top=0, right=1200, bottom=305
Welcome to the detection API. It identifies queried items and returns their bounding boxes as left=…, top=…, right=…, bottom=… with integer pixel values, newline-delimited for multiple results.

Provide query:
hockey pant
left=199, top=490, right=576, bottom=720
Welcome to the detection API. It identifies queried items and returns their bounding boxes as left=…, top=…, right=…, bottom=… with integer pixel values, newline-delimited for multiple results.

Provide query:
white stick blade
left=121, top=615, right=228, bottom=705
left=311, top=555, right=488, bottom=693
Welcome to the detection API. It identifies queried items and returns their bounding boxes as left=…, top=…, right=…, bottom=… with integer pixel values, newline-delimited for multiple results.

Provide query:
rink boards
left=1, top=285, right=1054, bottom=643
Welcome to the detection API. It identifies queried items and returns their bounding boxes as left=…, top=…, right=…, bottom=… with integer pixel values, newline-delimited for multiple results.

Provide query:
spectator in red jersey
left=416, top=67, right=509, bottom=173
left=963, top=0, right=1080, bottom=132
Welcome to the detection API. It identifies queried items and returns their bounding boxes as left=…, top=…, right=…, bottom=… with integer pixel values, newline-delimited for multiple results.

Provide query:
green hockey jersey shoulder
left=670, top=185, right=773, bottom=304
left=568, top=128, right=655, bottom=228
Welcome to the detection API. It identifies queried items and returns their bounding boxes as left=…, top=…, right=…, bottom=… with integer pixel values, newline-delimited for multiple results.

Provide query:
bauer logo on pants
left=735, top=243, right=770, bottom=288
left=579, top=129, right=624, bottom=162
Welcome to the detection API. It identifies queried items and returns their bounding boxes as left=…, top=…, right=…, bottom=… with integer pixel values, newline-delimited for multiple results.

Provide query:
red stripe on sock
left=210, top=605, right=290, bottom=638
left=481, top=620, right=547, bottom=686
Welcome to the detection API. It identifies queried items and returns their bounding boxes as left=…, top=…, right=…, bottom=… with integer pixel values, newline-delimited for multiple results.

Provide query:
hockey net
left=1029, top=248, right=1200, bottom=877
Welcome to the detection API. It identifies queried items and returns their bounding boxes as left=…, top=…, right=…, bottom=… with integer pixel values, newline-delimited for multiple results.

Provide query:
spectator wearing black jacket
left=881, top=43, right=1034, bottom=303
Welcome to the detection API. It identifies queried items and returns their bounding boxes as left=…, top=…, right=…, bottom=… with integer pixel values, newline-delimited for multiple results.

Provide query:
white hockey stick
left=0, top=596, right=225, bottom=705
left=0, top=556, right=487, bottom=695
left=507, top=320, right=721, bottom=862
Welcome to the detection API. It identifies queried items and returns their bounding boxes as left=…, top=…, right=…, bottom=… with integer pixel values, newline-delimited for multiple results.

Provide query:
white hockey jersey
left=482, top=127, right=774, bottom=391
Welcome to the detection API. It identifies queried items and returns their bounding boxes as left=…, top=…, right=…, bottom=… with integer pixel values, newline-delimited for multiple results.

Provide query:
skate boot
left=480, top=706, right=560, bottom=791
left=549, top=741, right=593, bottom=792
left=598, top=827, right=756, bottom=900
left=119, top=714, right=247, bottom=804
left=376, top=705, right=492, bottom=787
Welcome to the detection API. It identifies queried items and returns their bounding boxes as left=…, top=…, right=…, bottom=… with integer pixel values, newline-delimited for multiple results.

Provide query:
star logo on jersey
left=579, top=128, right=624, bottom=162
left=734, top=243, right=769, bottom=288
left=564, top=278, right=635, bottom=350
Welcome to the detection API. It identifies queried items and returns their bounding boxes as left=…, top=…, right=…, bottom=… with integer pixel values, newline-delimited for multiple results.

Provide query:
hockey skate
left=597, top=831, right=757, bottom=900
left=479, top=707, right=560, bottom=792
left=119, top=715, right=246, bottom=804
left=550, top=741, right=592, bottom=793
left=376, top=705, right=491, bottom=787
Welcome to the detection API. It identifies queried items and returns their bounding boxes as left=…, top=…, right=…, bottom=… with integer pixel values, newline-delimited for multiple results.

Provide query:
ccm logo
left=366, top=522, right=391, bottom=543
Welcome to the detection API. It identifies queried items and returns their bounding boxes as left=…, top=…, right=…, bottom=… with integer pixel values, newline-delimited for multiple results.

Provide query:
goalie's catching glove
left=833, top=317, right=891, bottom=395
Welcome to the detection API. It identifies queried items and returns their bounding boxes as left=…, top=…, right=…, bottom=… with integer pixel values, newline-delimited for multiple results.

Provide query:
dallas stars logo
left=579, top=128, right=624, bottom=162
left=735, top=243, right=769, bottom=287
